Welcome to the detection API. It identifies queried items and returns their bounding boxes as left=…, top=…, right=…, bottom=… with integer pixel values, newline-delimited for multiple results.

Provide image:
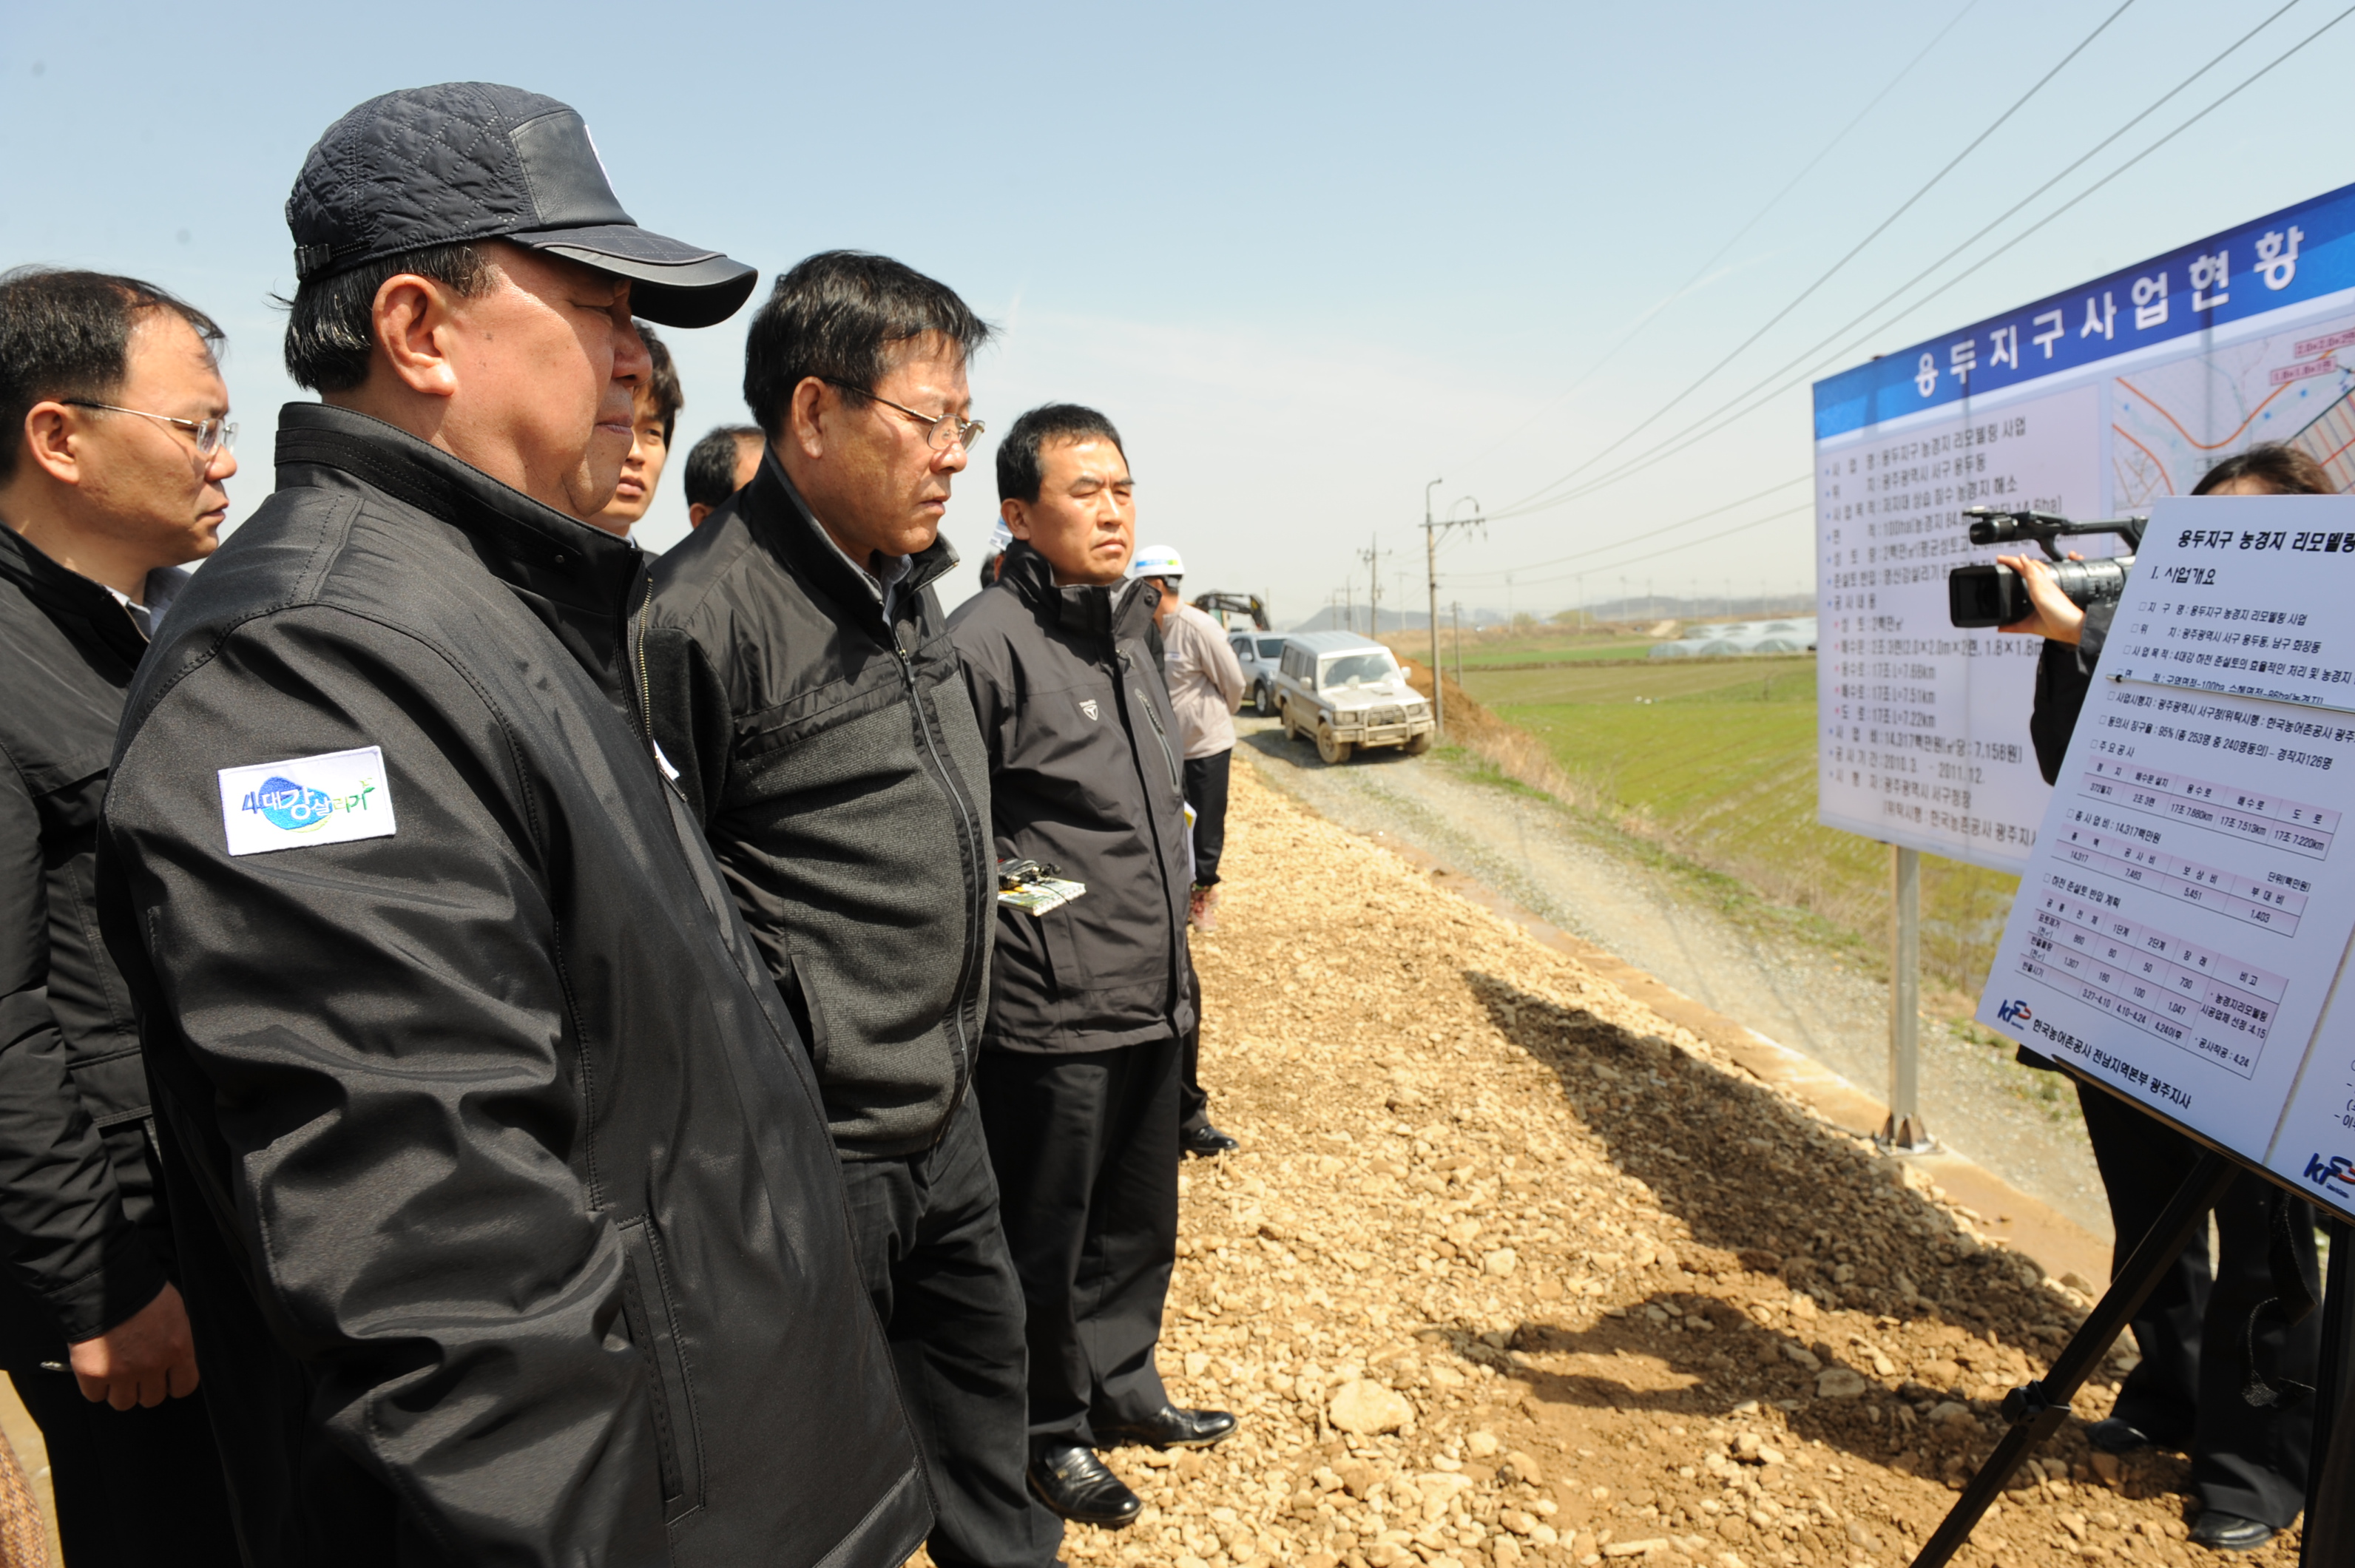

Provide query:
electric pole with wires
left=1422, top=484, right=1485, bottom=740
left=1357, top=536, right=1388, bottom=638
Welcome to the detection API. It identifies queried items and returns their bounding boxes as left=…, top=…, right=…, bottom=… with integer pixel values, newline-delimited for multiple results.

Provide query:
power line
left=1501, top=503, right=1816, bottom=588
left=1435, top=0, right=1982, bottom=482
left=1448, top=474, right=1811, bottom=581
left=1490, top=0, right=2138, bottom=519
left=1482, top=0, right=2319, bottom=524
left=1482, top=0, right=2353, bottom=521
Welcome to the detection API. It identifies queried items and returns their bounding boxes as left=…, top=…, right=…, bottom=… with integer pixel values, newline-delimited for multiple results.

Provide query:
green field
left=1404, top=618, right=1807, bottom=672
left=1458, top=654, right=2020, bottom=1007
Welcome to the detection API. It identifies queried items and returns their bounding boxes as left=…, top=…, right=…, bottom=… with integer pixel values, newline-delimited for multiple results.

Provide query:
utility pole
left=1420, top=487, right=1484, bottom=739
left=1344, top=578, right=1354, bottom=635
left=1357, top=535, right=1388, bottom=638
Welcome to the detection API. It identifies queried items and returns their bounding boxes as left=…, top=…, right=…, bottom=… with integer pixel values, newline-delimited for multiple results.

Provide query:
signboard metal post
left=1882, top=846, right=1933, bottom=1152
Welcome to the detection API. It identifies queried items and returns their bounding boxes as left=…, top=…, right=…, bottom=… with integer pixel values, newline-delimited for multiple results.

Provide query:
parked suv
left=1226, top=629, right=1290, bottom=717
left=1271, top=631, right=1435, bottom=763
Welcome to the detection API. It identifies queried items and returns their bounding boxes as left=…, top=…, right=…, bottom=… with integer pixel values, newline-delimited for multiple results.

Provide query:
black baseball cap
left=287, top=82, right=757, bottom=328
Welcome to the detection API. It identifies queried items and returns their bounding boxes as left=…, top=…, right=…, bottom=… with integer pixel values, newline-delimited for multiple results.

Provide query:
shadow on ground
left=1431, top=971, right=2175, bottom=1502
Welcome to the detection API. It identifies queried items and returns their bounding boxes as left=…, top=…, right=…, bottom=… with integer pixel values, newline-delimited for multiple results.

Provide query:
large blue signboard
left=1814, top=183, right=2355, bottom=871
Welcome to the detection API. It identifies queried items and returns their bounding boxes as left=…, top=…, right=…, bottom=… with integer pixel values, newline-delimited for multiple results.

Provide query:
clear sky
left=4, top=0, right=2348, bottom=624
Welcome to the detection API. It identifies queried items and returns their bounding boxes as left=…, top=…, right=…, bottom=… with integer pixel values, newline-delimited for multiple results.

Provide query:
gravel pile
left=918, top=761, right=2302, bottom=1567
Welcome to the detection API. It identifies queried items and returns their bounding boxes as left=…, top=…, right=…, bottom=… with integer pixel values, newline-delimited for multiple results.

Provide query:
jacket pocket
left=1036, top=903, right=1088, bottom=996
left=779, top=950, right=834, bottom=1075
left=617, top=1217, right=704, bottom=1521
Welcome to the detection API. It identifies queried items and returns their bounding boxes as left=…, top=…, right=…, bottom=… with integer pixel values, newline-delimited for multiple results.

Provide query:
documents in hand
left=1977, top=495, right=2355, bottom=1218
left=996, top=858, right=1087, bottom=916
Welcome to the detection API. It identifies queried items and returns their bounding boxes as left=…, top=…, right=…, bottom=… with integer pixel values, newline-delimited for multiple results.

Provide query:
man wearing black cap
left=94, top=83, right=928, bottom=1567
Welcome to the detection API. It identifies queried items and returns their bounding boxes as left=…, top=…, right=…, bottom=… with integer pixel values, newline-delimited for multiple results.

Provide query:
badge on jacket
left=1080, top=699, right=1100, bottom=720
left=218, top=746, right=399, bottom=856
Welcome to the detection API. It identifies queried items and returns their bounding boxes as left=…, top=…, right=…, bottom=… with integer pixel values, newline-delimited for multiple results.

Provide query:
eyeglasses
left=821, top=379, right=984, bottom=453
left=63, top=399, right=237, bottom=459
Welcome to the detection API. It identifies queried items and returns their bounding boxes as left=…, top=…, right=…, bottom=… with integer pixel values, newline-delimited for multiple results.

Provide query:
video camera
left=1946, top=506, right=2147, bottom=628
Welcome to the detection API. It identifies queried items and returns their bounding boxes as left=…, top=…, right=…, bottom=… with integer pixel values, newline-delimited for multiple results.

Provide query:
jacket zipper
left=632, top=575, right=655, bottom=741
left=1138, top=672, right=1183, bottom=793
left=1113, top=642, right=1191, bottom=1031
left=893, top=626, right=987, bottom=1139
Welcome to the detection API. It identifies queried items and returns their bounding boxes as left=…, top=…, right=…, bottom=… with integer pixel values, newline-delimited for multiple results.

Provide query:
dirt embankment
left=979, top=764, right=2291, bottom=1568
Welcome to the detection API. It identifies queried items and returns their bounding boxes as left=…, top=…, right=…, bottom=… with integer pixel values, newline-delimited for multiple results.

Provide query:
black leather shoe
left=2188, top=1513, right=2275, bottom=1552
left=2085, top=1417, right=2155, bottom=1455
left=1027, top=1444, right=1141, bottom=1528
left=1095, top=1405, right=1238, bottom=1450
left=1182, top=1123, right=1239, bottom=1158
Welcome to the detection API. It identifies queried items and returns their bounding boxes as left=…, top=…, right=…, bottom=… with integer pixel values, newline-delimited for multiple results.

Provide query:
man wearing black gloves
left=646, top=251, right=1057, bottom=1568
left=0, top=267, right=240, bottom=1565
left=950, top=404, right=1235, bottom=1530
left=2002, top=442, right=2331, bottom=1555
left=93, top=84, right=927, bottom=1566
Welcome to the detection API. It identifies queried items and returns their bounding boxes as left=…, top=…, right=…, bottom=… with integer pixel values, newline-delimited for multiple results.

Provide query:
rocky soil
left=920, top=762, right=2303, bottom=1567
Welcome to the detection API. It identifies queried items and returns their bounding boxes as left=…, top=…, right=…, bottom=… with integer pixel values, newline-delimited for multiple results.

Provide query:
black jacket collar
left=737, top=450, right=959, bottom=632
left=0, top=521, right=151, bottom=671
left=274, top=402, right=649, bottom=717
left=999, top=541, right=1159, bottom=645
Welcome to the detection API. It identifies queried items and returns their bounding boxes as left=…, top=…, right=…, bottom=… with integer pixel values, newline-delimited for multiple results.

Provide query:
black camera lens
left=1949, top=564, right=2028, bottom=628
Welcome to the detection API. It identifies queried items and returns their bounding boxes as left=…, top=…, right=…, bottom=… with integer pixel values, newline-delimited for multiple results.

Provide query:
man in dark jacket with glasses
left=0, top=266, right=240, bottom=1566
left=646, top=251, right=1055, bottom=1568
left=948, top=404, right=1236, bottom=1530
left=93, top=84, right=926, bottom=1567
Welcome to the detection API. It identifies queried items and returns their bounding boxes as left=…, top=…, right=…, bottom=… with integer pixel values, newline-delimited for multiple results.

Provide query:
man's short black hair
left=996, top=403, right=1126, bottom=504
left=2194, top=442, right=2335, bottom=496
left=282, top=241, right=496, bottom=393
left=742, top=251, right=991, bottom=441
left=0, top=267, right=225, bottom=484
left=685, top=425, right=763, bottom=510
left=639, top=323, right=683, bottom=444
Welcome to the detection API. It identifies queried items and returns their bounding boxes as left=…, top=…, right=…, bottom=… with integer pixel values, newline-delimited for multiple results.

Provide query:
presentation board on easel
left=1976, top=494, right=2355, bottom=1218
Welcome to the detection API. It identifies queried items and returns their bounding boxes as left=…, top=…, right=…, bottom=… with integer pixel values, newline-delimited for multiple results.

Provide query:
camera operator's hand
left=1996, top=552, right=2087, bottom=644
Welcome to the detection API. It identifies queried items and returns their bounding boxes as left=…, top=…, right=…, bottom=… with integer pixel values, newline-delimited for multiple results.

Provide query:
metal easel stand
left=1877, top=845, right=1934, bottom=1155
left=2301, top=1214, right=2352, bottom=1566
left=1908, top=1149, right=2240, bottom=1568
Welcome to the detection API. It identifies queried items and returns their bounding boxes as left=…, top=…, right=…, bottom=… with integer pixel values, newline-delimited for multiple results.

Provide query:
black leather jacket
left=646, top=455, right=994, bottom=1158
left=95, top=405, right=928, bottom=1567
left=0, top=527, right=179, bottom=1361
left=947, top=543, right=1195, bottom=1052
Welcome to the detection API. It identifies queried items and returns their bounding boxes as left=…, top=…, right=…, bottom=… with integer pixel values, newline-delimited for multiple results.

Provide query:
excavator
left=1189, top=592, right=1269, bottom=630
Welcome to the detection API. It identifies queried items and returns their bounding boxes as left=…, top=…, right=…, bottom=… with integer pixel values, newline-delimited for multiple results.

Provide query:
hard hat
left=987, top=519, right=1013, bottom=555
left=1129, top=544, right=1185, bottom=580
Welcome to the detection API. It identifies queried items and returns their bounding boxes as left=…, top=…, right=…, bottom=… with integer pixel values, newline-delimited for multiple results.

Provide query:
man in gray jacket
left=948, top=404, right=1234, bottom=1530
left=646, top=252, right=1051, bottom=1568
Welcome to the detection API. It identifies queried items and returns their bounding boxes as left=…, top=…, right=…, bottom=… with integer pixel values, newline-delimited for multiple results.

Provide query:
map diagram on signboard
left=2109, top=307, right=2355, bottom=505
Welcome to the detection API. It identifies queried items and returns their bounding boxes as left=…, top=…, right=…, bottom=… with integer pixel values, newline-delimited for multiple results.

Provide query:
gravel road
left=1232, top=717, right=2112, bottom=1244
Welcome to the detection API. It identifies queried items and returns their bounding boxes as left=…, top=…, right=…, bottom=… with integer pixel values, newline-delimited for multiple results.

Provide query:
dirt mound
left=918, top=763, right=2297, bottom=1567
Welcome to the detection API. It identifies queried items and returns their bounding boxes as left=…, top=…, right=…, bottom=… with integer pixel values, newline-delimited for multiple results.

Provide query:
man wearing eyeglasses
left=646, top=252, right=1053, bottom=1568
left=0, top=267, right=240, bottom=1565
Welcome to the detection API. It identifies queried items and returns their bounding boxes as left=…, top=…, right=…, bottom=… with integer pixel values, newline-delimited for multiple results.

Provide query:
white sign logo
left=1079, top=699, right=1100, bottom=720
left=217, top=746, right=398, bottom=857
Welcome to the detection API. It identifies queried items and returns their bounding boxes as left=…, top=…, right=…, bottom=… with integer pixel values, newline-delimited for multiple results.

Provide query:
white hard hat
left=1129, top=544, right=1185, bottom=580
left=987, top=519, right=1013, bottom=555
